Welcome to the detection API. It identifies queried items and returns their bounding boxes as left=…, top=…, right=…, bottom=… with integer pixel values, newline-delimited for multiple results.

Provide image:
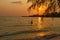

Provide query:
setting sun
left=39, top=7, right=42, bottom=10
left=38, top=5, right=47, bottom=15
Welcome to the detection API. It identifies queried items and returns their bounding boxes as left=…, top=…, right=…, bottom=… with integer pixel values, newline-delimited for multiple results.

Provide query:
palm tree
left=27, top=0, right=45, bottom=14
left=58, top=0, right=60, bottom=12
left=45, top=0, right=55, bottom=14
left=27, top=0, right=60, bottom=15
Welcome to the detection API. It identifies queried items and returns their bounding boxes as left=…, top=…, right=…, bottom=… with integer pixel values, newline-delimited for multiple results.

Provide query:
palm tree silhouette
left=27, top=0, right=45, bottom=14
left=27, top=0, right=60, bottom=15
left=58, top=0, right=60, bottom=12
left=45, top=0, right=60, bottom=14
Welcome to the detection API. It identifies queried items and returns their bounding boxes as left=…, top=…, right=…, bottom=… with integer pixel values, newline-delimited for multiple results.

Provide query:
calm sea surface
left=0, top=16, right=60, bottom=40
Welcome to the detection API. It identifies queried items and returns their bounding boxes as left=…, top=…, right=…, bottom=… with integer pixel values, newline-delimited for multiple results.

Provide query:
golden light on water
left=36, top=32, right=52, bottom=37
left=37, top=32, right=47, bottom=37
left=34, top=17, right=45, bottom=30
left=37, top=18, right=42, bottom=29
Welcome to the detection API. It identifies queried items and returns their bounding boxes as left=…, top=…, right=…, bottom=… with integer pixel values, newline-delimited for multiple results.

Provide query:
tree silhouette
left=58, top=0, right=60, bottom=12
left=27, top=0, right=45, bottom=14
left=27, top=0, right=60, bottom=15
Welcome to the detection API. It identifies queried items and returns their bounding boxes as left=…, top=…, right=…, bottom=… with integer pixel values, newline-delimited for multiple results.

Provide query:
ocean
left=0, top=16, right=60, bottom=40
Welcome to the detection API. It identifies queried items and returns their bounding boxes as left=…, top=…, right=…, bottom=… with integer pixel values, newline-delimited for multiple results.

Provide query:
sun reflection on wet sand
left=32, top=17, right=55, bottom=38
left=36, top=31, right=53, bottom=37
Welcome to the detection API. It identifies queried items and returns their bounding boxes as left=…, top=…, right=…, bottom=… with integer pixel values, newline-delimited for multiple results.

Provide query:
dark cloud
left=11, top=1, right=21, bottom=4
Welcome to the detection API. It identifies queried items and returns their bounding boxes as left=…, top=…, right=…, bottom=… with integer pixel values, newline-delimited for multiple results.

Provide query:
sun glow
left=38, top=5, right=47, bottom=15
left=39, top=7, right=42, bottom=11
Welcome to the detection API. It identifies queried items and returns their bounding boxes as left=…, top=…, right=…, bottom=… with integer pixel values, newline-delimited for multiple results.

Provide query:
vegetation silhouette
left=27, top=0, right=60, bottom=17
left=28, top=12, right=60, bottom=17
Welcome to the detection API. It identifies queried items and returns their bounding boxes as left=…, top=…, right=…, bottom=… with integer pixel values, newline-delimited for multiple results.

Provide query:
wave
left=0, top=30, right=60, bottom=40
left=0, top=30, right=48, bottom=37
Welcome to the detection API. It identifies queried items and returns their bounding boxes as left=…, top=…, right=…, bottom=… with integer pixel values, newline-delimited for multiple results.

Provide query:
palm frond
left=58, top=0, right=60, bottom=7
left=28, top=4, right=36, bottom=10
left=27, top=0, right=60, bottom=14
left=45, top=0, right=55, bottom=14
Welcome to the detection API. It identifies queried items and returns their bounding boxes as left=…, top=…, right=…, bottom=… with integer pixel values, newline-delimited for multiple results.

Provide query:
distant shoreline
left=22, top=12, right=60, bottom=17
left=22, top=16, right=60, bottom=17
left=22, top=15, right=60, bottom=18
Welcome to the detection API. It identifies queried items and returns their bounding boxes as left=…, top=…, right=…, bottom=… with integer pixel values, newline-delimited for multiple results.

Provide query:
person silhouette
left=31, top=20, right=33, bottom=24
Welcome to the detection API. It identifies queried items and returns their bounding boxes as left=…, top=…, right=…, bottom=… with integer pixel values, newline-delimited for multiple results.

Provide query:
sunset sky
left=0, top=0, right=60, bottom=16
left=0, top=0, right=30, bottom=16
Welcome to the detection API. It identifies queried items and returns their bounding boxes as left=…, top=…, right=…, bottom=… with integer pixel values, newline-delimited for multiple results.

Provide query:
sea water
left=0, top=16, right=60, bottom=40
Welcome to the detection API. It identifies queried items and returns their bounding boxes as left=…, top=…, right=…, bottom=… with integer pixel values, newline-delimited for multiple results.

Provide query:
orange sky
left=0, top=0, right=48, bottom=16
left=0, top=0, right=59, bottom=16
left=0, top=0, right=29, bottom=16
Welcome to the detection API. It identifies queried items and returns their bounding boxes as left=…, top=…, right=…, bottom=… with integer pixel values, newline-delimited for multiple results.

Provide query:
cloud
left=11, top=1, right=21, bottom=4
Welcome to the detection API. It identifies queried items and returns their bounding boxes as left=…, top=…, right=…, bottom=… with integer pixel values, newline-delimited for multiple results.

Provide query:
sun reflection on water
left=32, top=17, right=53, bottom=37
left=36, top=32, right=52, bottom=37
left=33, top=17, right=45, bottom=30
